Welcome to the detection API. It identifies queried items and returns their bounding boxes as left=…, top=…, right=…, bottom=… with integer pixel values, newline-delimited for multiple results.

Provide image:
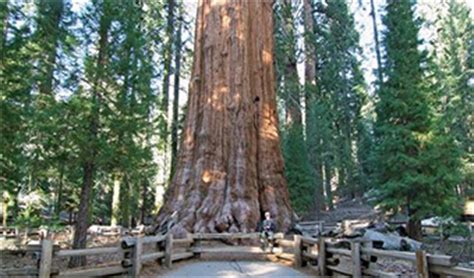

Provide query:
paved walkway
left=161, top=261, right=309, bottom=277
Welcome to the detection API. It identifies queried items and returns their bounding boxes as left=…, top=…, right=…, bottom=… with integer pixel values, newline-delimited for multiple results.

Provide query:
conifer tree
left=374, top=0, right=461, bottom=240
left=303, top=0, right=325, bottom=213
left=1, top=0, right=35, bottom=223
left=275, top=0, right=314, bottom=214
left=432, top=0, right=473, bottom=197
left=307, top=0, right=368, bottom=208
left=70, top=0, right=113, bottom=266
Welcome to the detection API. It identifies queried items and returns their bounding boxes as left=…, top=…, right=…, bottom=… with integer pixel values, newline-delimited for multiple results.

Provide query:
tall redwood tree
left=157, top=0, right=293, bottom=235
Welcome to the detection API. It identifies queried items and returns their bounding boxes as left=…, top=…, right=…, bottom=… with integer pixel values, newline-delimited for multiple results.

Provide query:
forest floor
left=302, top=198, right=378, bottom=223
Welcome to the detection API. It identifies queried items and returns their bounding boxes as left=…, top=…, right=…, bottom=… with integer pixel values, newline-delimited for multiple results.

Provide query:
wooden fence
left=1, top=232, right=473, bottom=277
left=293, top=236, right=473, bottom=278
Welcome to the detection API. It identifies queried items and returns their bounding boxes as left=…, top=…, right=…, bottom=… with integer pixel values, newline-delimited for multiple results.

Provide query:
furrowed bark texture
left=158, top=0, right=293, bottom=236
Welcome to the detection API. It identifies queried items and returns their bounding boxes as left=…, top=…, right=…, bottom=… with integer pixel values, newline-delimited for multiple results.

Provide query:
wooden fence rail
left=312, top=237, right=473, bottom=278
left=2, top=232, right=473, bottom=277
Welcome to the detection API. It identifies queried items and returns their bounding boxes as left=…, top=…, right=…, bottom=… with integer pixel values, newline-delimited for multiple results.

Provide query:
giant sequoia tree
left=157, top=0, right=293, bottom=235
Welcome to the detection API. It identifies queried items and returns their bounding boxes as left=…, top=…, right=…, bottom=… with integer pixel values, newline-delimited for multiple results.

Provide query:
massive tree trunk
left=157, top=0, right=293, bottom=236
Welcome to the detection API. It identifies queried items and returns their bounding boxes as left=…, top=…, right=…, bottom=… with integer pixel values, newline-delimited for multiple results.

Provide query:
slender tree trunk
left=157, top=0, right=293, bottom=236
left=70, top=162, right=94, bottom=267
left=345, top=134, right=355, bottom=198
left=370, top=0, right=383, bottom=84
left=406, top=203, right=422, bottom=240
left=304, top=0, right=324, bottom=213
left=2, top=192, right=8, bottom=227
left=407, top=218, right=422, bottom=241
left=55, top=164, right=65, bottom=217
left=69, top=3, right=110, bottom=267
left=38, top=0, right=63, bottom=96
left=324, top=162, right=333, bottom=210
left=2, top=203, right=7, bottom=227
left=171, top=5, right=182, bottom=177
left=1, top=0, right=8, bottom=55
left=337, top=163, right=346, bottom=197
left=156, top=0, right=176, bottom=212
left=121, top=176, right=131, bottom=228
left=139, top=179, right=148, bottom=225
left=281, top=0, right=301, bottom=126
left=161, top=0, right=175, bottom=158
left=162, top=0, right=175, bottom=116
left=111, top=173, right=121, bottom=227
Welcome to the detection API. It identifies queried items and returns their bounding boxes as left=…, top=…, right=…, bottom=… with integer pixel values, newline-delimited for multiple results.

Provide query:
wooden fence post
left=318, top=221, right=324, bottom=235
left=39, top=238, right=53, bottom=278
left=351, top=241, right=362, bottom=278
left=416, top=250, right=429, bottom=278
left=24, top=227, right=29, bottom=242
left=186, top=233, right=194, bottom=256
left=318, top=237, right=326, bottom=276
left=131, top=236, right=143, bottom=276
left=164, top=233, right=173, bottom=268
left=293, top=235, right=302, bottom=267
left=192, top=234, right=201, bottom=259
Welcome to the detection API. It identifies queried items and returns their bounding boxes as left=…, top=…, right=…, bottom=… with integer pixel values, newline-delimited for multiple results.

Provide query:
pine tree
left=1, top=0, right=35, bottom=224
left=70, top=0, right=113, bottom=266
left=374, top=0, right=461, bottom=240
left=432, top=0, right=473, bottom=197
left=303, top=0, right=325, bottom=214
left=307, top=0, right=368, bottom=209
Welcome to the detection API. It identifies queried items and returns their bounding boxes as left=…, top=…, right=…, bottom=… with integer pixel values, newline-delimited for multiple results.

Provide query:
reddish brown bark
left=157, top=0, right=293, bottom=236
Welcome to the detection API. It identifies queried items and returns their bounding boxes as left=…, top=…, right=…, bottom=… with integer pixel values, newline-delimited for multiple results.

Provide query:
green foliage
left=430, top=0, right=473, bottom=196
left=441, top=221, right=471, bottom=239
left=14, top=190, right=48, bottom=228
left=274, top=0, right=314, bottom=213
left=0, top=0, right=179, bottom=228
left=305, top=0, right=370, bottom=208
left=373, top=0, right=462, bottom=223
left=282, top=124, right=314, bottom=214
left=2, top=0, right=470, bottom=229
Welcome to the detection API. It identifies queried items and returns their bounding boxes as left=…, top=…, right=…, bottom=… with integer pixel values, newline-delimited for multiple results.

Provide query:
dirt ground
left=141, top=252, right=314, bottom=277
left=154, top=261, right=309, bottom=277
left=304, top=198, right=474, bottom=267
left=422, top=236, right=474, bottom=266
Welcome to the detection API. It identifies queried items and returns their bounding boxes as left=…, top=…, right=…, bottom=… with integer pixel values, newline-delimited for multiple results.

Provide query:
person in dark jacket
left=259, top=211, right=276, bottom=252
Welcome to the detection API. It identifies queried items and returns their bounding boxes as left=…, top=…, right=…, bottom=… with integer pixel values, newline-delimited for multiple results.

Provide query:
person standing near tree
left=259, top=212, right=276, bottom=252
